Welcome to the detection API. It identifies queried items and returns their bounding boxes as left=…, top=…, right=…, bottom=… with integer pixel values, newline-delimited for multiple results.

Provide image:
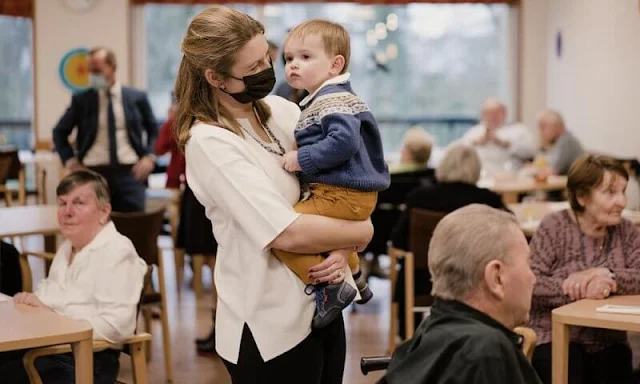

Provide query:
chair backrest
left=378, top=169, right=436, bottom=206
left=0, top=149, right=21, bottom=184
left=0, top=153, right=14, bottom=185
left=408, top=208, right=447, bottom=272
left=110, top=207, right=166, bottom=266
left=514, top=326, right=537, bottom=362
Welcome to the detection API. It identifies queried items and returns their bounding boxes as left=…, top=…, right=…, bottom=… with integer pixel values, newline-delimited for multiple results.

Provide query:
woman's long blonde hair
left=174, top=6, right=271, bottom=152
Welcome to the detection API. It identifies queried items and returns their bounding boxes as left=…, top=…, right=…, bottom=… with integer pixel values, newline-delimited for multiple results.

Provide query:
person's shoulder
left=187, top=123, right=244, bottom=151
left=616, top=216, right=638, bottom=235
left=121, top=86, right=148, bottom=98
left=313, top=85, right=370, bottom=118
left=263, top=95, right=300, bottom=117
left=98, top=227, right=140, bottom=262
left=463, top=123, right=484, bottom=138
left=405, top=183, right=442, bottom=208
left=71, top=88, right=96, bottom=102
left=471, top=184, right=505, bottom=204
left=538, top=209, right=571, bottom=232
left=446, top=322, right=515, bottom=361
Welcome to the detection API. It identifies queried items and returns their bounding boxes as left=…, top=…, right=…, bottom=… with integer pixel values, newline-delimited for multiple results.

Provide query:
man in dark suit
left=53, top=47, right=157, bottom=212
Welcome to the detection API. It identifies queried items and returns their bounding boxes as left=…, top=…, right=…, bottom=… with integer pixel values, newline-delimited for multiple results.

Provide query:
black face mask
left=222, top=64, right=276, bottom=104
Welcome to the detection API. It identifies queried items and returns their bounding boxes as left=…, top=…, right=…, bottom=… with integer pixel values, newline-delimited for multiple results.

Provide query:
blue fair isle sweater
left=295, top=77, right=390, bottom=192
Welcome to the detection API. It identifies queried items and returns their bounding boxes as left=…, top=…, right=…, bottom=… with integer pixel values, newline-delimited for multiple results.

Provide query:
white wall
left=518, top=0, right=549, bottom=133
left=546, top=0, right=640, bottom=158
left=33, top=0, right=131, bottom=144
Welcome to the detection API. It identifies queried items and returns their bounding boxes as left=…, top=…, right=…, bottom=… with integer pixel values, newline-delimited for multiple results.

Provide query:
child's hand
left=282, top=151, right=302, bottom=172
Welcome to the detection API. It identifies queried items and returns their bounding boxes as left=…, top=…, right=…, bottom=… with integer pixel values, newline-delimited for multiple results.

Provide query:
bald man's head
left=480, top=98, right=507, bottom=130
left=537, top=109, right=566, bottom=147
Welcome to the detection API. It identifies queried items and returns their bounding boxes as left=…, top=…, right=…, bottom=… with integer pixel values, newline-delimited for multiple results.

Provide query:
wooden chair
left=111, top=207, right=174, bottom=383
left=364, top=169, right=436, bottom=258
left=34, top=163, right=48, bottom=205
left=0, top=149, right=22, bottom=206
left=0, top=154, right=12, bottom=206
left=514, top=326, right=538, bottom=361
left=17, top=251, right=153, bottom=384
left=404, top=208, right=447, bottom=339
left=361, top=327, right=538, bottom=375
left=386, top=242, right=407, bottom=353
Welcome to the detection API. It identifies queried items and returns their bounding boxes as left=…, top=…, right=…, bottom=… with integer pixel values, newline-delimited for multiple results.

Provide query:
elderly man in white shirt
left=463, top=98, right=537, bottom=175
left=0, top=170, right=147, bottom=384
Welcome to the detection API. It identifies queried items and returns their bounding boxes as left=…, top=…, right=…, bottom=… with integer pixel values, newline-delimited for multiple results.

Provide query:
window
left=145, top=4, right=257, bottom=119
left=0, top=15, right=33, bottom=150
left=145, top=3, right=511, bottom=153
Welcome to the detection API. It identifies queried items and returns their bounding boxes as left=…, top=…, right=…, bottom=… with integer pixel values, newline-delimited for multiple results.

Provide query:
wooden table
left=0, top=294, right=93, bottom=383
left=509, top=201, right=640, bottom=236
left=552, top=295, right=640, bottom=384
left=478, top=175, right=568, bottom=204
left=0, top=205, right=59, bottom=251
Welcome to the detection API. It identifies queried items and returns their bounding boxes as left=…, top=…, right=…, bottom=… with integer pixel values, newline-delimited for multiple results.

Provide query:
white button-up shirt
left=185, top=96, right=317, bottom=363
left=463, top=122, right=537, bottom=174
left=34, top=221, right=147, bottom=343
left=83, top=82, right=139, bottom=166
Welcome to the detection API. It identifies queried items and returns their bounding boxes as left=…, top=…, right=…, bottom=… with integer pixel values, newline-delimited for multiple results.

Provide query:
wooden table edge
left=0, top=328, right=93, bottom=352
left=0, top=229, right=59, bottom=238
left=551, top=310, right=640, bottom=333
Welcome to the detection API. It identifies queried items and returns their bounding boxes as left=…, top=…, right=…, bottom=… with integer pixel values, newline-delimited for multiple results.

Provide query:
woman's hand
left=13, top=292, right=51, bottom=310
left=584, top=276, right=617, bottom=300
left=562, top=268, right=612, bottom=300
left=308, top=248, right=351, bottom=284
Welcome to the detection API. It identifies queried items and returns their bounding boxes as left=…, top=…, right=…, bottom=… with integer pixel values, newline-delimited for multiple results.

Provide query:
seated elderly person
left=534, top=109, right=583, bottom=176
left=0, top=170, right=147, bottom=384
left=390, top=127, right=434, bottom=175
left=382, top=205, right=541, bottom=384
left=463, top=98, right=536, bottom=174
left=390, top=143, right=509, bottom=338
left=529, top=154, right=640, bottom=384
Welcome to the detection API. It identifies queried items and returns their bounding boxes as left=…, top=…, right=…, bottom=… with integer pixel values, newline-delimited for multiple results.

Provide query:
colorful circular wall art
left=58, top=47, right=90, bottom=93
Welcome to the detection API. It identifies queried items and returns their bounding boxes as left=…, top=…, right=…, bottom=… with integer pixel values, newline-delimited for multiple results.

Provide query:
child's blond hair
left=286, top=19, right=350, bottom=74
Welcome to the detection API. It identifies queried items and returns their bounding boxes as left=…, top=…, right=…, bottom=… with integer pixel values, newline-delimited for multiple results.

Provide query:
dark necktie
left=106, top=91, right=119, bottom=166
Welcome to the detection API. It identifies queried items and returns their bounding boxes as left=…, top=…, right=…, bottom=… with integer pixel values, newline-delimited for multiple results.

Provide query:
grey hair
left=429, top=204, right=520, bottom=300
left=537, top=109, right=565, bottom=130
left=435, top=143, right=482, bottom=184
left=56, top=169, right=111, bottom=208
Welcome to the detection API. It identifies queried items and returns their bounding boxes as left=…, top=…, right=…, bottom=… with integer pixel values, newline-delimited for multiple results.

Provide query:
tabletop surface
left=0, top=294, right=93, bottom=352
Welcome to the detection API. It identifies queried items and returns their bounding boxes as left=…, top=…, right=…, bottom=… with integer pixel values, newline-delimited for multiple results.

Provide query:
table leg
left=72, top=338, right=93, bottom=384
left=18, top=167, right=26, bottom=205
left=552, top=317, right=569, bottom=384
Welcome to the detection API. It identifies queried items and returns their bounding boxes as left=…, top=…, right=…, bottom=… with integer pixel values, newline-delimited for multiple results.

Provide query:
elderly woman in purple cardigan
left=529, top=154, right=640, bottom=384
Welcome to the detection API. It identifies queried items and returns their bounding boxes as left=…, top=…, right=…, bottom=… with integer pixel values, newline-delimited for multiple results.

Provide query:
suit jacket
left=53, top=87, right=158, bottom=165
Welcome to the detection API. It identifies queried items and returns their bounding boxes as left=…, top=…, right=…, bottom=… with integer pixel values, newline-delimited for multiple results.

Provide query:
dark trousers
left=89, top=165, right=145, bottom=213
left=223, top=315, right=346, bottom=384
left=0, top=348, right=120, bottom=384
left=532, top=342, right=634, bottom=384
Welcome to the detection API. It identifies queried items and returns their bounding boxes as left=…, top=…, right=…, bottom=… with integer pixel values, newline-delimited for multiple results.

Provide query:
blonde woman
left=174, top=6, right=372, bottom=383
